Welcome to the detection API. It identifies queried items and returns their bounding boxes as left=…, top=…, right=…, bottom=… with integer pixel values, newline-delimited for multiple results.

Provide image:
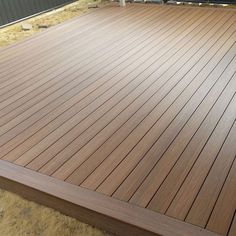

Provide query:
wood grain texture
left=0, top=4, right=235, bottom=236
left=206, top=158, right=236, bottom=236
left=186, top=121, right=236, bottom=228
left=228, top=213, right=236, bottom=236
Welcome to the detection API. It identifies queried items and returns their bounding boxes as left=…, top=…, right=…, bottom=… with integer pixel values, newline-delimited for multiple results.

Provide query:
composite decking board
left=111, top=56, right=236, bottom=202
left=185, top=120, right=236, bottom=227
left=228, top=212, right=236, bottom=236
left=2, top=6, right=127, bottom=69
left=62, top=8, right=226, bottom=185
left=80, top=35, right=235, bottom=194
left=1, top=6, right=204, bottom=164
left=0, top=8, right=212, bottom=117
left=0, top=5, right=154, bottom=82
left=0, top=6, right=170, bottom=80
left=0, top=160, right=220, bottom=236
left=0, top=18, right=192, bottom=151
left=0, top=5, right=117, bottom=57
left=0, top=5, right=117, bottom=52
left=2, top=6, right=166, bottom=96
left=48, top=7, right=230, bottom=181
left=0, top=4, right=235, bottom=236
left=26, top=6, right=217, bottom=175
left=0, top=6, right=191, bottom=133
left=0, top=4, right=232, bottom=58
left=84, top=28, right=236, bottom=193
left=0, top=5, right=137, bottom=65
left=0, top=7, right=151, bottom=88
left=0, top=7, right=166, bottom=119
left=0, top=11, right=195, bottom=164
left=0, top=7, right=177, bottom=109
left=0, top=10, right=211, bottom=90
left=206, top=158, right=236, bottom=236
left=0, top=6, right=186, bottom=118
left=0, top=5, right=213, bottom=62
left=128, top=70, right=236, bottom=208
left=0, top=6, right=162, bottom=86
left=144, top=49, right=236, bottom=213
left=165, top=96, right=236, bottom=220
left=78, top=16, right=236, bottom=189
left=0, top=7, right=173, bottom=128
left=0, top=9, right=164, bottom=97
left=0, top=8, right=128, bottom=71
left=2, top=4, right=165, bottom=63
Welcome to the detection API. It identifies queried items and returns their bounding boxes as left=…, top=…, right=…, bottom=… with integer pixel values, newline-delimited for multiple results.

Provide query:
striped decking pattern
left=0, top=4, right=235, bottom=236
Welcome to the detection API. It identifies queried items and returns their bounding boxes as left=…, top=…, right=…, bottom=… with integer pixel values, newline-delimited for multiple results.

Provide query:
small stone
left=0, top=207, right=4, bottom=217
left=88, top=3, right=98, bottom=8
left=21, top=22, right=33, bottom=31
left=38, top=24, right=50, bottom=29
left=20, top=207, right=32, bottom=217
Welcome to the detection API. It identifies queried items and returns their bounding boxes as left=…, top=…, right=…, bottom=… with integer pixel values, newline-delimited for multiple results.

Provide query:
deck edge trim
left=0, top=160, right=221, bottom=236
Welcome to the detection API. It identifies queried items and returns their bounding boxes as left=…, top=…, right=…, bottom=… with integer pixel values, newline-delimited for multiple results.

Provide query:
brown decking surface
left=0, top=4, right=236, bottom=236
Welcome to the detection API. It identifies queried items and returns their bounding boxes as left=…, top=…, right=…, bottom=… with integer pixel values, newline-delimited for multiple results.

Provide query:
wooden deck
left=0, top=3, right=235, bottom=236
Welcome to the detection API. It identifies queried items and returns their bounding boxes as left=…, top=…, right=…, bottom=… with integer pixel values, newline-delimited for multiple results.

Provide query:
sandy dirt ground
left=0, top=189, right=112, bottom=236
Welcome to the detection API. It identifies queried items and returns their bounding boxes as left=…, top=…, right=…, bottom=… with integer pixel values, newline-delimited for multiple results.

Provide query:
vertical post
left=120, top=0, right=126, bottom=7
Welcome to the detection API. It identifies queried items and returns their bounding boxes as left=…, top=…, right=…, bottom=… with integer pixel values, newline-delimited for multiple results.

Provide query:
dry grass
left=0, top=0, right=110, bottom=48
left=0, top=189, right=112, bottom=236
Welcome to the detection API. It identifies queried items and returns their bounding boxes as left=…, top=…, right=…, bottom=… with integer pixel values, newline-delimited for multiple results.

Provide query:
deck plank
left=165, top=95, right=236, bottom=220
left=91, top=25, right=235, bottom=196
left=113, top=56, right=236, bottom=203
left=228, top=213, right=236, bottom=236
left=92, top=39, right=236, bottom=196
left=64, top=7, right=227, bottom=186
left=53, top=7, right=229, bottom=183
left=206, top=158, right=236, bottom=236
left=185, top=120, right=236, bottom=227
left=143, top=71, right=236, bottom=213
left=0, top=4, right=235, bottom=236
left=33, top=6, right=208, bottom=175
left=0, top=159, right=220, bottom=236
left=12, top=7, right=193, bottom=167
left=0, top=7, right=173, bottom=124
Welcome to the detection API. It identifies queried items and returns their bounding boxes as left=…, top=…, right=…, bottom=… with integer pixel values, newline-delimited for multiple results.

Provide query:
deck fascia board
left=0, top=160, right=220, bottom=236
